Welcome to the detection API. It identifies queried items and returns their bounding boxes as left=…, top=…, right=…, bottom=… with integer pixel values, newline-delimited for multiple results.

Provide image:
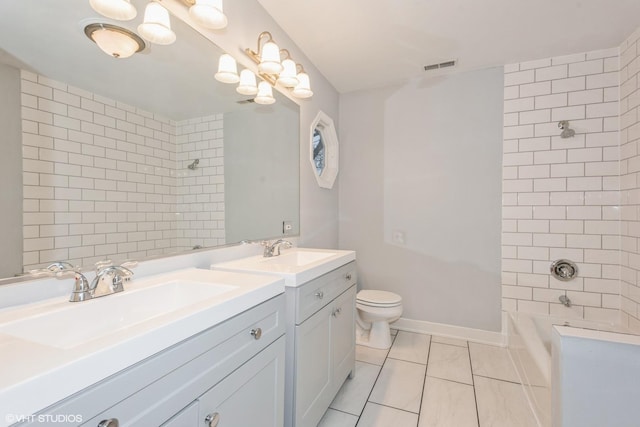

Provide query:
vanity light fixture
left=89, top=0, right=137, bottom=21
left=187, top=0, right=227, bottom=30
left=237, top=69, right=259, bottom=95
left=138, top=1, right=176, bottom=45
left=214, top=53, right=240, bottom=83
left=243, top=31, right=313, bottom=100
left=254, top=81, right=275, bottom=105
left=84, top=23, right=145, bottom=59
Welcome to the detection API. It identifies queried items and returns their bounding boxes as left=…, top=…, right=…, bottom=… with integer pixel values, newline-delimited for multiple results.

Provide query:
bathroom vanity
left=213, top=248, right=357, bottom=427
left=0, top=269, right=285, bottom=427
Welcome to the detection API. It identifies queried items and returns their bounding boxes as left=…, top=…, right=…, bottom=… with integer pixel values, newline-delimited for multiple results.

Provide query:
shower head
left=558, top=120, right=575, bottom=139
left=187, top=159, right=200, bottom=170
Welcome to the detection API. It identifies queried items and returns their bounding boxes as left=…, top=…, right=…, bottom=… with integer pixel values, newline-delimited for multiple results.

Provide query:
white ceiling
left=257, top=0, right=640, bottom=93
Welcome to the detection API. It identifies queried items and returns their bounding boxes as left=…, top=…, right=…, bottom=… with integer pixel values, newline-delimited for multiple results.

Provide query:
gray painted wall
left=0, top=62, right=22, bottom=277
left=339, top=68, right=504, bottom=331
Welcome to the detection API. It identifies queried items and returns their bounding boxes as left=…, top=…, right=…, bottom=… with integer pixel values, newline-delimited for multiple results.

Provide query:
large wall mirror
left=0, top=0, right=300, bottom=279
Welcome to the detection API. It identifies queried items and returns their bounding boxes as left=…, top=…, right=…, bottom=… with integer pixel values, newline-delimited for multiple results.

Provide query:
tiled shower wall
left=620, top=27, right=640, bottom=331
left=175, top=116, right=225, bottom=251
left=21, top=71, right=224, bottom=271
left=501, top=48, right=621, bottom=322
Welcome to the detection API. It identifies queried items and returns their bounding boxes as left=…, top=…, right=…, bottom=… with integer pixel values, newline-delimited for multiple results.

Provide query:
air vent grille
left=423, top=60, right=457, bottom=72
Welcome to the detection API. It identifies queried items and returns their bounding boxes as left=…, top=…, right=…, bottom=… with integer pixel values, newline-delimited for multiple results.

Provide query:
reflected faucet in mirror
left=262, top=239, right=293, bottom=258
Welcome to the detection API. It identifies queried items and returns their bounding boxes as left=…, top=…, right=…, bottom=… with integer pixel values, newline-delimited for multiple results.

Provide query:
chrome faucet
left=55, top=261, right=136, bottom=302
left=262, top=239, right=293, bottom=257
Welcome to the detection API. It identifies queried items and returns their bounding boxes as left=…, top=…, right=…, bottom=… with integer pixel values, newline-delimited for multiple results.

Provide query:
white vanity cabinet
left=285, top=262, right=357, bottom=427
left=16, top=295, right=285, bottom=427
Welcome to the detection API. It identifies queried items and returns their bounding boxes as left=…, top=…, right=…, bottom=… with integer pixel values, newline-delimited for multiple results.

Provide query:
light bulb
left=215, top=54, right=239, bottom=83
left=189, top=0, right=227, bottom=30
left=137, top=2, right=176, bottom=45
left=89, top=0, right=137, bottom=21
left=277, top=59, right=299, bottom=88
left=237, top=70, right=258, bottom=95
left=292, top=72, right=313, bottom=98
left=254, top=81, right=275, bottom=105
left=258, top=41, right=282, bottom=74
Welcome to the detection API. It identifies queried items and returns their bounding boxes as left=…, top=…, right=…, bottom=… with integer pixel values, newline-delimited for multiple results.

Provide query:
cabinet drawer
left=295, top=262, right=356, bottom=324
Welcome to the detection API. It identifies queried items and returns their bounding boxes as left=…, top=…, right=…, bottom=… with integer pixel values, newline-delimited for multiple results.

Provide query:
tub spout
left=559, top=295, right=572, bottom=307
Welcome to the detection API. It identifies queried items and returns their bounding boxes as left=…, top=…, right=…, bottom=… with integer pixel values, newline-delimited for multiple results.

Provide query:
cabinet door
left=198, top=336, right=285, bottom=427
left=294, top=303, right=333, bottom=427
left=332, top=285, right=356, bottom=387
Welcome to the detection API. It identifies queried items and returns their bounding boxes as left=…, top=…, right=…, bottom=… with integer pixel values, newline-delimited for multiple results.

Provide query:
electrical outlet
left=283, top=221, right=294, bottom=234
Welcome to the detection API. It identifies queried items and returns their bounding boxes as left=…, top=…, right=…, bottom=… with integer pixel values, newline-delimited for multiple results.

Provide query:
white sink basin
left=0, top=280, right=236, bottom=349
left=213, top=248, right=356, bottom=287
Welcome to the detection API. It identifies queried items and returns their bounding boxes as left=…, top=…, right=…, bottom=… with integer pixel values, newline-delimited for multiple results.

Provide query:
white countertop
left=211, top=248, right=356, bottom=287
left=0, top=268, right=284, bottom=425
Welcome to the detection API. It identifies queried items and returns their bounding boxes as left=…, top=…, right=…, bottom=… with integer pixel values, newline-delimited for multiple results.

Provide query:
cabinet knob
left=205, top=412, right=220, bottom=427
left=250, top=328, right=262, bottom=340
left=97, top=419, right=119, bottom=427
left=345, top=273, right=352, bottom=281
left=315, top=291, right=324, bottom=299
left=332, top=307, right=342, bottom=317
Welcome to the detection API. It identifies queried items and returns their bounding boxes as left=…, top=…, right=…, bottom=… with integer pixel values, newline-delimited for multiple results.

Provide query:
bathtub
left=507, top=312, right=632, bottom=427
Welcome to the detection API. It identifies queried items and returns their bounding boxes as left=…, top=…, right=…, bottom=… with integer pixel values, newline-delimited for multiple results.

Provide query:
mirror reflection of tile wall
left=21, top=71, right=225, bottom=271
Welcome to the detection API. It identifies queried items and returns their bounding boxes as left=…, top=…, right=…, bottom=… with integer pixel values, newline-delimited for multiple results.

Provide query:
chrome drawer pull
left=315, top=291, right=324, bottom=299
left=205, top=412, right=220, bottom=427
left=345, top=273, right=352, bottom=280
left=250, top=328, right=262, bottom=340
left=97, top=419, right=119, bottom=427
left=332, top=307, right=342, bottom=317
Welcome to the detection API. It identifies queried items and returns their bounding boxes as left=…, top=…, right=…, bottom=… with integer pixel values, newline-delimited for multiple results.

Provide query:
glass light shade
left=89, top=0, right=137, bottom=21
left=90, top=27, right=142, bottom=58
left=254, top=81, right=275, bottom=105
left=292, top=72, right=313, bottom=98
left=137, top=2, right=176, bottom=45
left=237, top=69, right=258, bottom=95
left=277, top=58, right=299, bottom=88
left=189, top=0, right=227, bottom=30
left=215, top=54, right=239, bottom=83
left=258, top=41, right=282, bottom=74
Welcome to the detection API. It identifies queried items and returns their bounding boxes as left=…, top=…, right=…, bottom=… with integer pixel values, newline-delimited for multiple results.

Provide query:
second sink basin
left=0, top=280, right=236, bottom=349
left=260, top=250, right=336, bottom=267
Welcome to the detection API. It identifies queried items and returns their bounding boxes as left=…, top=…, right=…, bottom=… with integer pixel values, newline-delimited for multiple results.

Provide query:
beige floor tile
left=469, top=342, right=520, bottom=383
left=357, top=402, right=418, bottom=427
left=369, top=358, right=426, bottom=413
left=426, top=343, right=473, bottom=385
left=330, top=361, right=382, bottom=416
left=474, top=376, right=537, bottom=427
left=356, top=344, right=389, bottom=365
left=317, top=409, right=359, bottom=427
left=419, top=377, right=478, bottom=427
left=387, top=331, right=431, bottom=364
left=431, top=335, right=468, bottom=348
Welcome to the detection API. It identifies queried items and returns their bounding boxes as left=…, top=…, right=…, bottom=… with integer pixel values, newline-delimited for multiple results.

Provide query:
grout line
left=416, top=335, right=432, bottom=427
left=473, top=373, right=523, bottom=386
left=468, top=342, right=481, bottom=427
left=425, top=373, right=474, bottom=387
left=385, top=356, right=428, bottom=366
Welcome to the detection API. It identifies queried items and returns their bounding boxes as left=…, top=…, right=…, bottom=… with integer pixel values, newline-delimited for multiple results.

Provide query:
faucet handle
left=120, top=260, right=138, bottom=270
left=95, top=259, right=113, bottom=273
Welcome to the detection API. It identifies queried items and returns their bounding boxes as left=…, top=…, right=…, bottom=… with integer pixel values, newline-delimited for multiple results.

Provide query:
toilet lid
left=357, top=290, right=402, bottom=306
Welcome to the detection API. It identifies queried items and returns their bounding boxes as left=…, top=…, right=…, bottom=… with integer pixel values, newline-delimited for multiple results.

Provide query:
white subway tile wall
left=502, top=48, right=621, bottom=322
left=21, top=71, right=224, bottom=271
left=620, top=27, right=640, bottom=332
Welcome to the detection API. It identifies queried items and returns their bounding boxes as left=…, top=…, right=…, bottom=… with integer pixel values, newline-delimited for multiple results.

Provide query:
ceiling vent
left=423, top=60, right=457, bottom=72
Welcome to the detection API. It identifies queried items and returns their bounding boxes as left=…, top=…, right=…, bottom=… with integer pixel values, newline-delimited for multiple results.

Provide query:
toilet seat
left=357, top=290, right=402, bottom=307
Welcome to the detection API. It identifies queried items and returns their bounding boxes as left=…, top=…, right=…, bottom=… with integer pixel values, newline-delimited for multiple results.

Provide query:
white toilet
left=355, top=290, right=403, bottom=349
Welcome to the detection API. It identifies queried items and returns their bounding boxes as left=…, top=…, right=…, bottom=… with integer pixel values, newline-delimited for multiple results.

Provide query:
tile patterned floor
left=317, top=331, right=538, bottom=427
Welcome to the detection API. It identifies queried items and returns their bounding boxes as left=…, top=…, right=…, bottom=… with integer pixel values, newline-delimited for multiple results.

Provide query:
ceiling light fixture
left=186, top=0, right=227, bottom=30
left=138, top=1, right=176, bottom=45
left=89, top=0, right=137, bottom=21
left=84, top=23, right=145, bottom=59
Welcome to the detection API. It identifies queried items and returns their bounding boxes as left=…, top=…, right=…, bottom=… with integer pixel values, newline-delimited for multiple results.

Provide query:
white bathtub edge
left=394, top=316, right=506, bottom=346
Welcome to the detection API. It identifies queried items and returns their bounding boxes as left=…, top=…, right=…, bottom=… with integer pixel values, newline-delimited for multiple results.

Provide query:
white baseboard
left=393, top=316, right=506, bottom=347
